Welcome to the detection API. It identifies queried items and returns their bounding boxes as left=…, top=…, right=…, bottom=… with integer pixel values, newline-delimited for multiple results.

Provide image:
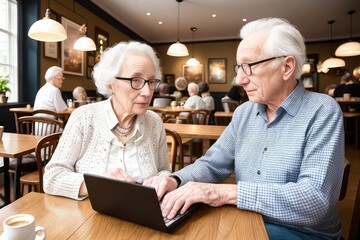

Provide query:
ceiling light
left=322, top=20, right=345, bottom=69
left=28, top=8, right=67, bottom=42
left=73, top=24, right=96, bottom=51
left=335, top=10, right=360, bottom=57
left=167, top=0, right=189, bottom=57
left=186, top=27, right=200, bottom=66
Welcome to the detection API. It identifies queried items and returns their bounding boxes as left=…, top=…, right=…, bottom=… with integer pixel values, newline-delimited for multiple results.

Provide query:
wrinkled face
left=76, top=92, right=86, bottom=101
left=235, top=30, right=285, bottom=105
left=110, top=53, right=156, bottom=116
left=52, top=72, right=64, bottom=89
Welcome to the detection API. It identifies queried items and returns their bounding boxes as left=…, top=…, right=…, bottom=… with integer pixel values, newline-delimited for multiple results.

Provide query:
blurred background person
left=178, top=82, right=206, bottom=123
left=72, top=86, right=87, bottom=102
left=34, top=66, right=67, bottom=116
left=198, top=81, right=215, bottom=124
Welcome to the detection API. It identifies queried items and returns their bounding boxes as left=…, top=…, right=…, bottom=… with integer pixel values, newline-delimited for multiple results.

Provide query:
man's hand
left=143, top=176, right=178, bottom=200
left=161, top=182, right=237, bottom=219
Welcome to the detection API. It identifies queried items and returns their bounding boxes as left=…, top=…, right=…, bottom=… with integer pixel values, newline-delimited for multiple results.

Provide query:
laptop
left=83, top=173, right=202, bottom=232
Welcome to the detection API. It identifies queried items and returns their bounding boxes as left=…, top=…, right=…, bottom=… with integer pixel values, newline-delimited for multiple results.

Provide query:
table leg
left=13, top=157, right=23, bottom=200
left=3, top=157, right=10, bottom=205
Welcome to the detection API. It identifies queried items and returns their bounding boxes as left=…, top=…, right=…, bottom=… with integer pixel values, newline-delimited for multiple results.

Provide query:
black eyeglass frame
left=234, top=56, right=287, bottom=76
left=115, top=77, right=161, bottom=90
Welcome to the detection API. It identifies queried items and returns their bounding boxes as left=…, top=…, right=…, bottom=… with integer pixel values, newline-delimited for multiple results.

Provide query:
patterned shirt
left=175, top=83, right=344, bottom=239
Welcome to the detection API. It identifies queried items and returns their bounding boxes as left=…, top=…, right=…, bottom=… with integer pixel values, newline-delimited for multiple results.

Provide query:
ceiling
left=90, top=0, right=360, bottom=44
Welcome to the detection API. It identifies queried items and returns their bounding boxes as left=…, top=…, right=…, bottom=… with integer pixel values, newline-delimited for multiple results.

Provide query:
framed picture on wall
left=61, top=16, right=84, bottom=76
left=182, top=64, right=203, bottom=83
left=164, top=74, right=175, bottom=86
left=208, top=58, right=227, bottom=84
left=95, top=27, right=109, bottom=63
left=44, top=10, right=59, bottom=59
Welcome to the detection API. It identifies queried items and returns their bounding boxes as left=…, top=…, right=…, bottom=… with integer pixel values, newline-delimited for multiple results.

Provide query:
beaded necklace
left=113, top=123, right=134, bottom=137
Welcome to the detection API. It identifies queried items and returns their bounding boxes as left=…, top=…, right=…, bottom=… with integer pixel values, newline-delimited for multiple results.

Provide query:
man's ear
left=283, top=56, right=296, bottom=81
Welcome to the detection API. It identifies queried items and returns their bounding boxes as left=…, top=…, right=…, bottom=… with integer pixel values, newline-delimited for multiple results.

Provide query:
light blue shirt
left=175, top=83, right=344, bottom=239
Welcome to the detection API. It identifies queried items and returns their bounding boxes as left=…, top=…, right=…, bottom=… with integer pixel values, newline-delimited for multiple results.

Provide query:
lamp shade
left=335, top=41, right=360, bottom=57
left=186, top=57, right=200, bottom=66
left=73, top=36, right=96, bottom=51
left=167, top=41, right=189, bottom=57
left=321, top=57, right=346, bottom=69
left=28, top=17, right=67, bottom=42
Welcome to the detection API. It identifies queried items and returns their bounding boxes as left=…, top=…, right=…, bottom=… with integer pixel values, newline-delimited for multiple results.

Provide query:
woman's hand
left=103, top=168, right=135, bottom=182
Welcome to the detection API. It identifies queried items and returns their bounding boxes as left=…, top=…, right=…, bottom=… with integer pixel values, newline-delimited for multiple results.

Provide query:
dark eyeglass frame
left=115, top=77, right=161, bottom=90
left=234, top=56, right=287, bottom=76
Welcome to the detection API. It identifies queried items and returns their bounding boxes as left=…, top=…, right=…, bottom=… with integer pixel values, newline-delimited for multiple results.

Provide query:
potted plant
left=0, top=73, right=11, bottom=104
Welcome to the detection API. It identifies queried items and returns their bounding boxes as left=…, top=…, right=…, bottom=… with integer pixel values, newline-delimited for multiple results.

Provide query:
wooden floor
left=1, top=142, right=359, bottom=239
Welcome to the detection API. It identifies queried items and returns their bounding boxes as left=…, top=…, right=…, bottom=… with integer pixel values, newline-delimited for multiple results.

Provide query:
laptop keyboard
left=164, top=212, right=183, bottom=227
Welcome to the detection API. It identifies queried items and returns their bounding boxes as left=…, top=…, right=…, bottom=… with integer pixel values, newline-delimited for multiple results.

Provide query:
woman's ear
left=283, top=56, right=296, bottom=81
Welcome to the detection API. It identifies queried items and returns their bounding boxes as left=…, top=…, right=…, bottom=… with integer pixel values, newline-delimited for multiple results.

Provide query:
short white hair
left=44, top=66, right=63, bottom=82
left=92, top=41, right=162, bottom=98
left=240, top=18, right=306, bottom=79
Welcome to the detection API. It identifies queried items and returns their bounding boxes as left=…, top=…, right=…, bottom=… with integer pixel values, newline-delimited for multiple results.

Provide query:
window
left=0, top=0, right=17, bottom=102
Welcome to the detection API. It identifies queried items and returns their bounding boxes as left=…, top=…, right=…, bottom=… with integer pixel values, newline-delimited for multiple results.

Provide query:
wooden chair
left=20, top=132, right=62, bottom=193
left=165, top=128, right=183, bottom=172
left=339, top=158, right=351, bottom=201
left=10, top=116, right=63, bottom=196
left=349, top=178, right=360, bottom=240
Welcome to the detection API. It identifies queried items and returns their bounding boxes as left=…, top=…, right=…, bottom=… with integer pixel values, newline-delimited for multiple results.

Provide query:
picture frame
left=61, top=16, right=84, bottom=76
left=164, top=74, right=175, bottom=86
left=208, top=58, right=227, bottom=84
left=86, top=53, right=95, bottom=79
left=95, top=27, right=109, bottom=63
left=44, top=10, right=59, bottom=59
left=182, top=64, right=203, bottom=83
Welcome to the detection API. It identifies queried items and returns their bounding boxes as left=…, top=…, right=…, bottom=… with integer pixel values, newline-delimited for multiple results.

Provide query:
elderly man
left=145, top=18, right=344, bottom=240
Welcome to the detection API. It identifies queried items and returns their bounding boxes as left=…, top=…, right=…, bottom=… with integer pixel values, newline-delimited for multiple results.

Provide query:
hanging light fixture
left=28, top=8, right=67, bottom=42
left=186, top=27, right=200, bottom=66
left=73, top=24, right=96, bottom=51
left=335, top=10, right=360, bottom=57
left=322, top=20, right=346, bottom=69
left=167, top=0, right=189, bottom=57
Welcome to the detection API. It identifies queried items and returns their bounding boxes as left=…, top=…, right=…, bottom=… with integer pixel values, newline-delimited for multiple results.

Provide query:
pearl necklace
left=113, top=123, right=134, bottom=137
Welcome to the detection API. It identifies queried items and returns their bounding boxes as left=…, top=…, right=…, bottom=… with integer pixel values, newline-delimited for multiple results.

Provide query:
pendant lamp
left=186, top=27, right=200, bottom=66
left=28, top=8, right=67, bottom=42
left=167, top=0, right=189, bottom=57
left=322, top=20, right=345, bottom=69
left=335, top=10, right=360, bottom=57
left=73, top=24, right=96, bottom=51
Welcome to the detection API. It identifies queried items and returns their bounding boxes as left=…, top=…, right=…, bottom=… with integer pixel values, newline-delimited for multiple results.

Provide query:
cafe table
left=0, top=133, right=43, bottom=205
left=164, top=123, right=226, bottom=140
left=214, top=111, right=234, bottom=126
left=0, top=192, right=268, bottom=239
left=149, top=106, right=195, bottom=117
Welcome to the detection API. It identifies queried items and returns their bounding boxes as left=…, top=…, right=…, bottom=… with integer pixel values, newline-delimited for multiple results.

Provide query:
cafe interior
left=0, top=0, right=360, bottom=239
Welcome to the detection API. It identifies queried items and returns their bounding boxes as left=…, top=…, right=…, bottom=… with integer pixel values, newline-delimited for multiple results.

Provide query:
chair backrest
left=191, top=109, right=211, bottom=125
left=165, top=128, right=183, bottom=172
left=339, top=158, right=351, bottom=201
left=33, top=109, right=62, bottom=120
left=17, top=116, right=63, bottom=136
left=35, top=132, right=62, bottom=193
left=221, top=97, right=239, bottom=112
left=349, top=178, right=360, bottom=240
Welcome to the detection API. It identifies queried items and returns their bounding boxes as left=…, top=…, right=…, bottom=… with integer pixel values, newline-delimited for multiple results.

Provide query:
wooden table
left=0, top=133, right=43, bottom=205
left=214, top=111, right=233, bottom=126
left=149, top=106, right=195, bottom=117
left=0, top=192, right=268, bottom=239
left=164, top=123, right=226, bottom=140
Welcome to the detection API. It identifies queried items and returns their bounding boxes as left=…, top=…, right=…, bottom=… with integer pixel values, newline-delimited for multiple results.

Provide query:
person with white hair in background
left=178, top=82, right=206, bottom=123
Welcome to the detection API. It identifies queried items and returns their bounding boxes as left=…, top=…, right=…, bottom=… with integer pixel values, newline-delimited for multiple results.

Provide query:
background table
left=0, top=133, right=42, bottom=205
left=164, top=123, right=226, bottom=140
left=0, top=192, right=268, bottom=239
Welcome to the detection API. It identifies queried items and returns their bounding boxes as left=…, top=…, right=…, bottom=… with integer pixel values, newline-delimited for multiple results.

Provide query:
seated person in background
left=34, top=66, right=67, bottom=115
left=145, top=18, right=344, bottom=240
left=43, top=41, right=171, bottom=200
left=178, top=82, right=206, bottom=123
left=334, top=70, right=360, bottom=99
left=72, top=86, right=87, bottom=102
left=198, top=81, right=215, bottom=124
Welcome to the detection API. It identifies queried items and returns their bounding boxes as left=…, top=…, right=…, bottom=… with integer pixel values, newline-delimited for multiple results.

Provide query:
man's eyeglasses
left=234, top=56, right=286, bottom=76
left=115, top=77, right=161, bottom=90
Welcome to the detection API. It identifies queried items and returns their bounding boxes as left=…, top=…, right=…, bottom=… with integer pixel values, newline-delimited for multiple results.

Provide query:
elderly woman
left=72, top=86, right=87, bottom=102
left=34, top=66, right=67, bottom=112
left=43, top=41, right=171, bottom=200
